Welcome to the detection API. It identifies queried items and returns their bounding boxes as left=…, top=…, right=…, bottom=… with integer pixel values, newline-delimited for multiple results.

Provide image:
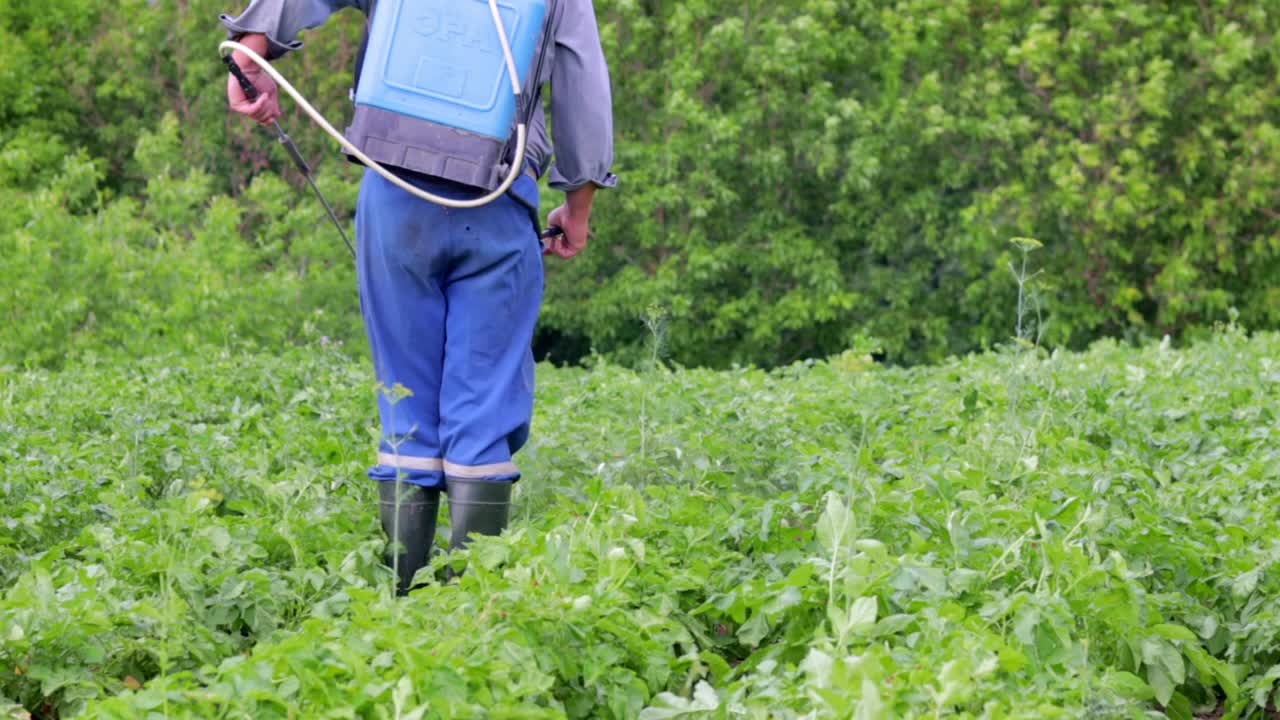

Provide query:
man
left=221, top=0, right=616, bottom=594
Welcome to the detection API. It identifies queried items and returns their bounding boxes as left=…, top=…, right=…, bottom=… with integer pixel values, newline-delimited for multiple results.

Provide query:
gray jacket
left=221, top=0, right=617, bottom=191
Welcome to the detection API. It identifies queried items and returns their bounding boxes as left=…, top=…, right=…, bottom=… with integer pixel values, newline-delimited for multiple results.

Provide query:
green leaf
left=639, top=682, right=719, bottom=719
left=471, top=538, right=511, bottom=570
left=1102, top=671, right=1155, bottom=701
left=1182, top=643, right=1237, bottom=703
left=856, top=673, right=884, bottom=720
left=737, top=611, right=770, bottom=647
left=1232, top=569, right=1260, bottom=598
left=0, top=699, right=31, bottom=720
left=699, top=651, right=732, bottom=680
left=762, top=586, right=803, bottom=615
left=816, top=492, right=855, bottom=554
left=201, top=525, right=232, bottom=554
left=1150, top=623, right=1198, bottom=642
left=848, top=596, right=878, bottom=633
left=692, top=682, right=719, bottom=709
left=869, top=614, right=915, bottom=638
left=1013, top=606, right=1040, bottom=647
left=800, top=648, right=834, bottom=688
left=935, top=658, right=974, bottom=705
left=1148, top=664, right=1175, bottom=707
left=1164, top=692, right=1194, bottom=720
left=1252, top=665, right=1280, bottom=708
left=1158, top=643, right=1186, bottom=685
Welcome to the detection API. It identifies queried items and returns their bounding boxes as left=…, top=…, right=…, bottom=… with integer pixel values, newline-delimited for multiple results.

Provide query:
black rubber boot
left=446, top=478, right=512, bottom=551
left=378, top=481, right=441, bottom=596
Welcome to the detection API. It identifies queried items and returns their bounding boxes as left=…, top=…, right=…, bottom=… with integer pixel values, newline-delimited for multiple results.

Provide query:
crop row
left=2, top=329, right=1278, bottom=718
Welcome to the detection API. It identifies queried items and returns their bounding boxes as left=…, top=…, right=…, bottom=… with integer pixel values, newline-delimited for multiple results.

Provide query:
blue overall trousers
left=356, top=168, right=543, bottom=488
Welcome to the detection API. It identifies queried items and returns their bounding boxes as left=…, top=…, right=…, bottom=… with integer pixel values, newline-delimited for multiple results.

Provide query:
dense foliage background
left=1, top=0, right=1277, bottom=368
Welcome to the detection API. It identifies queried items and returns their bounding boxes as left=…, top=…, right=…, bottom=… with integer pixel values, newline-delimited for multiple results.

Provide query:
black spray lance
left=223, top=54, right=356, bottom=258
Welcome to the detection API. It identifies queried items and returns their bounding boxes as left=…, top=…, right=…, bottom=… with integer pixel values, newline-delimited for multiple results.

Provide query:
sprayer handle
left=538, top=226, right=564, bottom=255
left=223, top=55, right=261, bottom=101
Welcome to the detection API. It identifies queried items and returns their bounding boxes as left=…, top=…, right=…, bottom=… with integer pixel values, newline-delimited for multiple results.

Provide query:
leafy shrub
left=2, top=0, right=1278, bottom=367
left=0, top=114, right=363, bottom=370
left=543, top=0, right=1280, bottom=366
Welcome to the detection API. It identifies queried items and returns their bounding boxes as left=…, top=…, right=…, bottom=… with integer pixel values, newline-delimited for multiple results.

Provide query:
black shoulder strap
left=521, top=0, right=558, bottom=127
left=352, top=0, right=376, bottom=97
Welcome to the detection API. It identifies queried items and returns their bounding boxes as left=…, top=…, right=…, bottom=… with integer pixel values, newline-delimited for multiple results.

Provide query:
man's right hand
left=544, top=184, right=598, bottom=259
left=226, top=34, right=281, bottom=125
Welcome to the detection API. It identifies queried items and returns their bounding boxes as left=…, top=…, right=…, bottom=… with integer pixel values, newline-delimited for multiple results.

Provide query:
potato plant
left=2, top=328, right=1277, bottom=718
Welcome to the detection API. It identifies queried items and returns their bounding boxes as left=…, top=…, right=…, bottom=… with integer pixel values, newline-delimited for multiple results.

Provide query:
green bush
left=1, top=0, right=1278, bottom=368
left=0, top=0, right=365, bottom=194
left=0, top=115, right=363, bottom=370
left=547, top=0, right=1280, bottom=366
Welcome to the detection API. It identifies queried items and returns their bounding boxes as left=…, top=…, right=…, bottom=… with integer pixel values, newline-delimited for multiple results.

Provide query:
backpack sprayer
left=219, top=0, right=559, bottom=255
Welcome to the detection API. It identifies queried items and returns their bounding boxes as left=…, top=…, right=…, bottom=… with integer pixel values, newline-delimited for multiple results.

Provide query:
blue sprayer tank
left=344, top=0, right=550, bottom=190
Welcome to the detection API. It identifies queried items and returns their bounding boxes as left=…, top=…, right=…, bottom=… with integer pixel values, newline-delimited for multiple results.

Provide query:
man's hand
left=226, top=34, right=281, bottom=125
left=544, top=204, right=589, bottom=259
left=544, top=184, right=597, bottom=259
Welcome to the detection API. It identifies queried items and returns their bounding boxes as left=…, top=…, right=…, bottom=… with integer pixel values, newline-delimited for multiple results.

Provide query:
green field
left=5, top=2, right=1280, bottom=717
left=2, top=328, right=1278, bottom=718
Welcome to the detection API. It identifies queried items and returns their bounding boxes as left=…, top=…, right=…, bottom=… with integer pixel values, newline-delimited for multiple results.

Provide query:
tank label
left=411, top=10, right=500, bottom=56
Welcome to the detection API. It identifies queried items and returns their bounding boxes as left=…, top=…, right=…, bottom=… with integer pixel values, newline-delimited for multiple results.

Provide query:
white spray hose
left=218, top=0, right=527, bottom=209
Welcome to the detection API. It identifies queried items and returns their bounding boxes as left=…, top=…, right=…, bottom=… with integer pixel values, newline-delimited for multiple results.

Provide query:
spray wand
left=223, top=55, right=356, bottom=258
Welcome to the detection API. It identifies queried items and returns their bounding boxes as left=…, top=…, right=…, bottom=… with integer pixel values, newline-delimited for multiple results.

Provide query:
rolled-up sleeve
left=219, top=0, right=367, bottom=59
left=547, top=0, right=618, bottom=191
